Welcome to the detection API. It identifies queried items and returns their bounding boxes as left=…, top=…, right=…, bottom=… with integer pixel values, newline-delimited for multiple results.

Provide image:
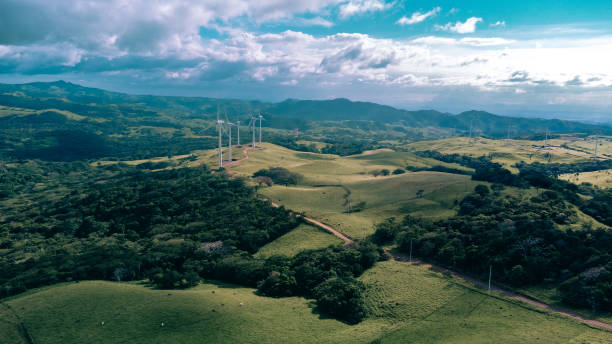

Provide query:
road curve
left=388, top=251, right=612, bottom=332
left=226, top=144, right=611, bottom=332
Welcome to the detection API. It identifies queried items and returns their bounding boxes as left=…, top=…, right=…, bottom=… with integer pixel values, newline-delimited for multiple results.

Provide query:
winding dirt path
left=0, top=302, right=35, bottom=344
left=388, top=251, right=612, bottom=331
left=226, top=143, right=611, bottom=331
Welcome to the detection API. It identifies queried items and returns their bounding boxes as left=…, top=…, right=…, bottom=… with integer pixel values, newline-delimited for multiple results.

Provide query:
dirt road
left=227, top=144, right=611, bottom=331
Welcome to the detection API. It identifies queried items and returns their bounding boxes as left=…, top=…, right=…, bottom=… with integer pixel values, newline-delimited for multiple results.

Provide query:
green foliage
left=385, top=189, right=612, bottom=311
left=0, top=166, right=300, bottom=296
left=560, top=267, right=612, bottom=312
left=313, top=277, right=366, bottom=324
left=253, top=167, right=303, bottom=185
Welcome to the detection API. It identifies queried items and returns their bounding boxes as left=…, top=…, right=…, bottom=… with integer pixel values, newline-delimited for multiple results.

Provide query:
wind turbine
left=236, top=119, right=241, bottom=146
left=248, top=115, right=256, bottom=148
left=258, top=113, right=264, bottom=144
left=224, top=111, right=234, bottom=162
left=216, top=110, right=224, bottom=168
left=593, top=134, right=599, bottom=159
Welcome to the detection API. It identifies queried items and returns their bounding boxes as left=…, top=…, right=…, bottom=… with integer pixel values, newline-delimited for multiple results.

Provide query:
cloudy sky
left=1, top=1, right=611, bottom=122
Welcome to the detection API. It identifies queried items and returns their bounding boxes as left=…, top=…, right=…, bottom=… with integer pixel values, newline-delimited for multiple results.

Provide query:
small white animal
left=239, top=302, right=244, bottom=307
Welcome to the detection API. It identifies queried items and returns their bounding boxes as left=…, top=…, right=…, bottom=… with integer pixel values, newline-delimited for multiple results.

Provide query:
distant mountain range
left=1, top=80, right=610, bottom=136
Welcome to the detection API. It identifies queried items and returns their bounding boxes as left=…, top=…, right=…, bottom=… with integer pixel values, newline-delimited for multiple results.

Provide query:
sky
left=1, top=1, right=612, bottom=122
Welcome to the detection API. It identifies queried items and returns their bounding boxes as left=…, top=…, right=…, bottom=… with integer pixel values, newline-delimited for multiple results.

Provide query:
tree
left=474, top=184, right=490, bottom=197
left=313, top=277, right=366, bottom=324
left=416, top=189, right=424, bottom=198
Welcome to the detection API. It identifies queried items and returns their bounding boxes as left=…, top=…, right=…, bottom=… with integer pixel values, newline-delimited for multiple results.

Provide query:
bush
left=372, top=218, right=400, bottom=244
left=253, top=167, right=302, bottom=185
left=257, top=270, right=298, bottom=297
left=392, top=168, right=405, bottom=175
left=313, top=277, right=366, bottom=324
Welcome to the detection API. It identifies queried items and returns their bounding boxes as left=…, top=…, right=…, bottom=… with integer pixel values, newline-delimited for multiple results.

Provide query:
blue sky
left=1, top=1, right=611, bottom=122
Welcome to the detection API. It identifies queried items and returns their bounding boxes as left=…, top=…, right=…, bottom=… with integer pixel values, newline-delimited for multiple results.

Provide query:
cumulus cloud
left=295, top=17, right=335, bottom=27
left=1, top=1, right=612, bottom=118
left=339, top=0, right=393, bottom=18
left=396, top=7, right=441, bottom=25
left=436, top=17, right=483, bottom=34
left=490, top=21, right=506, bottom=27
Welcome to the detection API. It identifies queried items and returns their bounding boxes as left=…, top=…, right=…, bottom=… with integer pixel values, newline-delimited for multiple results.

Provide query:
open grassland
left=254, top=224, right=343, bottom=258
left=0, top=105, right=108, bottom=122
left=564, top=137, right=612, bottom=159
left=259, top=172, right=481, bottom=239
left=365, top=261, right=611, bottom=344
left=405, top=137, right=595, bottom=172
left=225, top=144, right=482, bottom=239
left=560, top=169, right=612, bottom=189
left=3, top=260, right=609, bottom=344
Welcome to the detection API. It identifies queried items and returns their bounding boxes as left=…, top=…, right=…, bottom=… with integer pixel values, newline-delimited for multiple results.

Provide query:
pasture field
left=564, top=136, right=612, bottom=159
left=405, top=137, right=595, bottom=172
left=225, top=144, right=483, bottom=239
left=3, top=260, right=609, bottom=344
left=254, top=224, right=343, bottom=258
left=259, top=172, right=481, bottom=239
left=560, top=169, right=612, bottom=189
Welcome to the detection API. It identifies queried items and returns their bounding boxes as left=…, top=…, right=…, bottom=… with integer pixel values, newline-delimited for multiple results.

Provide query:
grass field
left=564, top=137, right=612, bottom=159
left=405, top=137, right=595, bottom=172
left=254, top=224, right=343, bottom=258
left=560, top=169, right=612, bottom=189
left=3, top=260, right=609, bottom=344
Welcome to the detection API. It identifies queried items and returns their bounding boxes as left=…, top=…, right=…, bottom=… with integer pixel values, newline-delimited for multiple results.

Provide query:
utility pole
left=594, top=135, right=599, bottom=159
left=488, top=265, right=492, bottom=294
left=346, top=200, right=352, bottom=215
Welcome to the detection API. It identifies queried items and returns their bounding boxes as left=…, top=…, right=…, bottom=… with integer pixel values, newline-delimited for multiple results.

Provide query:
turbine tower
left=258, top=113, right=264, bottom=144
left=236, top=120, right=241, bottom=146
left=468, top=120, right=473, bottom=143
left=249, top=115, right=256, bottom=148
left=224, top=111, right=234, bottom=162
left=593, top=135, right=599, bottom=159
left=217, top=113, right=224, bottom=168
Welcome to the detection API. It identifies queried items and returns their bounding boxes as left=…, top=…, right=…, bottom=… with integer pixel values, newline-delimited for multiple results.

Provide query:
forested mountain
left=1, top=81, right=609, bottom=136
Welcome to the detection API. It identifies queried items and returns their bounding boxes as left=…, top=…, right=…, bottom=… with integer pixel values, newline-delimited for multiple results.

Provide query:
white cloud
left=436, top=17, right=483, bottom=34
left=412, top=36, right=514, bottom=47
left=295, top=17, right=335, bottom=27
left=339, top=0, right=393, bottom=18
left=490, top=21, right=506, bottom=27
left=2, top=1, right=612, bottom=116
left=459, top=37, right=515, bottom=46
left=396, top=7, right=440, bottom=25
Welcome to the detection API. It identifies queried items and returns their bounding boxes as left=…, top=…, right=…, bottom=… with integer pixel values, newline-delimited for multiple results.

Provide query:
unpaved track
left=227, top=144, right=611, bottom=332
left=0, top=302, right=35, bottom=344
left=388, top=251, right=612, bottom=331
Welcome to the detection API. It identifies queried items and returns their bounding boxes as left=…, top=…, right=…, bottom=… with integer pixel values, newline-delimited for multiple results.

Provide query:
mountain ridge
left=0, top=80, right=610, bottom=136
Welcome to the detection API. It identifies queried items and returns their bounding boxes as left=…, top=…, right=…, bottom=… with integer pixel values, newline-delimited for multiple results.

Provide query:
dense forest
left=418, top=150, right=612, bottom=227
left=0, top=162, right=382, bottom=323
